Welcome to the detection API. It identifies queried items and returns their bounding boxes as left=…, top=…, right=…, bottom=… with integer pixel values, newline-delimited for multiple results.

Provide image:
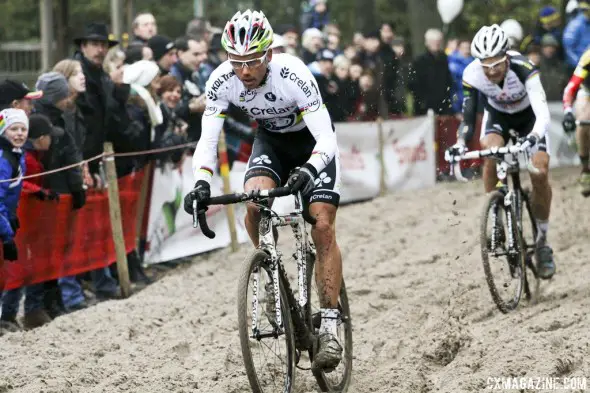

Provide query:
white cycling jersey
left=461, top=50, right=551, bottom=140
left=192, top=53, right=336, bottom=182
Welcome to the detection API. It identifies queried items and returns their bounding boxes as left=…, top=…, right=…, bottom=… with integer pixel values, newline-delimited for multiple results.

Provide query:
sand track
left=1, top=166, right=589, bottom=393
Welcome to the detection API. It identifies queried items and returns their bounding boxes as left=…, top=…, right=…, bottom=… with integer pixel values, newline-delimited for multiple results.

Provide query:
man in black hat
left=0, top=79, right=43, bottom=116
left=71, top=22, right=129, bottom=301
left=72, top=22, right=131, bottom=176
left=148, top=35, right=178, bottom=75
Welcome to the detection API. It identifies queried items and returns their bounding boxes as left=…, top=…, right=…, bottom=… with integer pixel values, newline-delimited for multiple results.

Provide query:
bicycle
left=191, top=185, right=353, bottom=393
left=446, top=138, right=542, bottom=313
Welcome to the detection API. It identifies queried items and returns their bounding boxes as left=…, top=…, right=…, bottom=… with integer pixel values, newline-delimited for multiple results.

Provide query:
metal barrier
left=0, top=41, right=43, bottom=86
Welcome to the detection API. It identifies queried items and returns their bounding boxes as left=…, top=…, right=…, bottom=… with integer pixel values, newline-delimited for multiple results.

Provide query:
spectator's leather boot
left=0, top=313, right=22, bottom=334
left=23, top=308, right=52, bottom=330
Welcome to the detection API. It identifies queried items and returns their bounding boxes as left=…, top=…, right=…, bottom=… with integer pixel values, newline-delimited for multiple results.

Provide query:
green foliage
left=453, top=0, right=562, bottom=39
left=0, top=0, right=567, bottom=44
left=0, top=0, right=39, bottom=41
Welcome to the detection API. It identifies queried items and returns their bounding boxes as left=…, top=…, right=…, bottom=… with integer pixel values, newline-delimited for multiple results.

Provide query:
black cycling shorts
left=244, top=128, right=341, bottom=206
left=481, top=105, right=549, bottom=154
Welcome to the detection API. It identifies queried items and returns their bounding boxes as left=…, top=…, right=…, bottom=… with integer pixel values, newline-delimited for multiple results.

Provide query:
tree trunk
left=356, top=0, right=375, bottom=33
left=405, top=0, right=441, bottom=58
left=55, top=0, right=70, bottom=61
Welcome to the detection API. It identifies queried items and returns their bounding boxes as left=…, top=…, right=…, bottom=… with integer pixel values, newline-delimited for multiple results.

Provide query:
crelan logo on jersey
left=280, top=67, right=313, bottom=98
left=249, top=106, right=295, bottom=116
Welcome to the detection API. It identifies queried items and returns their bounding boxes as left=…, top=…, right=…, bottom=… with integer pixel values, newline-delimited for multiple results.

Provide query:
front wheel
left=237, top=249, right=296, bottom=393
left=306, top=252, right=353, bottom=392
left=480, top=190, right=526, bottom=313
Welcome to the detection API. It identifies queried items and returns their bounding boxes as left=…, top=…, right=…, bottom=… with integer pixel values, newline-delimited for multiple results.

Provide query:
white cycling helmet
left=471, top=24, right=509, bottom=59
left=221, top=10, right=274, bottom=56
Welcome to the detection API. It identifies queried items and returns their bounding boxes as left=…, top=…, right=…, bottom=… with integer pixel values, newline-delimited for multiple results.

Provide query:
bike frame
left=251, top=192, right=316, bottom=349
left=489, top=150, right=522, bottom=254
left=449, top=140, right=538, bottom=271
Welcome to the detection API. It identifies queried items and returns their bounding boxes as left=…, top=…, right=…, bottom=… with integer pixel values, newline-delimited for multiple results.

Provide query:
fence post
left=135, top=161, right=153, bottom=254
left=377, top=117, right=387, bottom=196
left=218, top=129, right=239, bottom=252
left=103, top=142, right=131, bottom=298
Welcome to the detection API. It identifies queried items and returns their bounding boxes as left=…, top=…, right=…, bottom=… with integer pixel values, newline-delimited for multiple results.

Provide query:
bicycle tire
left=305, top=252, right=353, bottom=392
left=480, top=190, right=526, bottom=313
left=237, top=249, right=296, bottom=393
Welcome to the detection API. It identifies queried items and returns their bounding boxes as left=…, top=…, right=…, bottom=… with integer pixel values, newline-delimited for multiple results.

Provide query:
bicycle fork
left=490, top=188, right=516, bottom=254
left=252, top=213, right=283, bottom=338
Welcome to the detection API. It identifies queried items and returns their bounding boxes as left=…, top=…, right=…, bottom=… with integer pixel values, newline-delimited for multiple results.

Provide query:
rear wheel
left=237, top=249, right=296, bottom=393
left=480, top=190, right=526, bottom=313
left=305, top=251, right=353, bottom=392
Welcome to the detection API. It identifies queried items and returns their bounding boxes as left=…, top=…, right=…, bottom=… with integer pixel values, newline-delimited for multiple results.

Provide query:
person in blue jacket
left=0, top=108, right=28, bottom=262
left=0, top=108, right=52, bottom=333
left=563, top=0, right=590, bottom=70
left=0, top=108, right=28, bottom=333
left=448, top=39, right=475, bottom=114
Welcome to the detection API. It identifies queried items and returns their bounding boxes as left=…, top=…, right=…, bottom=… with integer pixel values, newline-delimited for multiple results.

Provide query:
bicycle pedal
left=312, top=313, right=321, bottom=330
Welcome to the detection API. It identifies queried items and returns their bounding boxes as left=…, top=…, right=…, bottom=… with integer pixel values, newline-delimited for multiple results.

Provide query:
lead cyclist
left=446, top=24, right=556, bottom=279
left=183, top=10, right=343, bottom=370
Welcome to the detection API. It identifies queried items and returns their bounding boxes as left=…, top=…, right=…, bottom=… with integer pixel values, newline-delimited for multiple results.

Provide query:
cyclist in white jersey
left=183, top=10, right=343, bottom=370
left=446, top=24, right=556, bottom=279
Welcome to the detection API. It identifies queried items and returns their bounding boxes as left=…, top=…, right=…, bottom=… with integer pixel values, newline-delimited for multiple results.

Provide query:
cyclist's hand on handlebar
left=522, top=132, right=539, bottom=149
left=445, top=142, right=467, bottom=162
left=562, top=110, right=576, bottom=133
left=183, top=180, right=211, bottom=215
left=287, top=164, right=316, bottom=196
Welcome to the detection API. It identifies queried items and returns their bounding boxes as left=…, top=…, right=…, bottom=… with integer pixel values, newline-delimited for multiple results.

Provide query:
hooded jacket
left=0, top=137, right=25, bottom=242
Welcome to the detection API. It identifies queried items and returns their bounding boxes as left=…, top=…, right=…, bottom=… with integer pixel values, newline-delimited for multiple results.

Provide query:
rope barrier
left=0, top=141, right=199, bottom=184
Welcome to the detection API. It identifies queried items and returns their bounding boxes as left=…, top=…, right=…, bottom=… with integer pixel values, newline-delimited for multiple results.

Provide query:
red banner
left=1, top=169, right=145, bottom=291
left=435, top=115, right=483, bottom=176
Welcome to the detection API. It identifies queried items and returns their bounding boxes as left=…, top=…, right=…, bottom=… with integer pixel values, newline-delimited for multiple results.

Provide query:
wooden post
left=377, top=117, right=387, bottom=196
left=135, top=161, right=153, bottom=253
left=110, top=0, right=124, bottom=41
left=40, top=0, right=54, bottom=71
left=218, top=129, right=239, bottom=252
left=103, top=142, right=131, bottom=298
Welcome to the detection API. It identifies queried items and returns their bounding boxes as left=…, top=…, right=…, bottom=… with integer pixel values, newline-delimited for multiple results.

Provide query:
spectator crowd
left=1, top=0, right=588, bottom=333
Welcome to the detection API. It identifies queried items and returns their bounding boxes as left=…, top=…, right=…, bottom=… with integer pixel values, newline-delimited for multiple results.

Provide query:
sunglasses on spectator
left=229, top=51, right=268, bottom=69
left=480, top=56, right=507, bottom=70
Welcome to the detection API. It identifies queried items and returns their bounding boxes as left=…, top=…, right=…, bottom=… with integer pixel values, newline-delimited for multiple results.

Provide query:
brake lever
left=192, top=199, right=198, bottom=228
left=519, top=140, right=541, bottom=175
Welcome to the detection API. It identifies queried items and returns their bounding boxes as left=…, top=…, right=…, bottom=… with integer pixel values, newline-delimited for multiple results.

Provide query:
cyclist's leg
left=530, top=147, right=556, bottom=278
left=243, top=135, right=283, bottom=246
left=575, top=90, right=590, bottom=191
left=305, top=152, right=343, bottom=369
left=516, top=106, right=556, bottom=278
left=529, top=149, right=552, bottom=237
left=479, top=108, right=508, bottom=193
